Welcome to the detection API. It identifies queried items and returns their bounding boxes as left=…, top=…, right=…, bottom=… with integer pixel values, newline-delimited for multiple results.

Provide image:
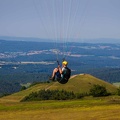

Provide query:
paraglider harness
left=56, top=60, right=71, bottom=84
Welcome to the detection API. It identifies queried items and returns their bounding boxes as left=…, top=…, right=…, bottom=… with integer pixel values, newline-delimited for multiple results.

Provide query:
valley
left=0, top=40, right=120, bottom=95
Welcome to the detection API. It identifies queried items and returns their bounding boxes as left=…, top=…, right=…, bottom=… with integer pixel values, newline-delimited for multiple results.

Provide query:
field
left=0, top=96, right=120, bottom=120
left=0, top=74, right=119, bottom=120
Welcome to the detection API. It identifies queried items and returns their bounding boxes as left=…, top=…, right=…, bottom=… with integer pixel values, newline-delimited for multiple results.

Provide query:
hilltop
left=0, top=74, right=117, bottom=102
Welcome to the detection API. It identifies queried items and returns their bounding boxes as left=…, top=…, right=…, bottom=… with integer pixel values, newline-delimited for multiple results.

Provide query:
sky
left=0, top=0, right=120, bottom=42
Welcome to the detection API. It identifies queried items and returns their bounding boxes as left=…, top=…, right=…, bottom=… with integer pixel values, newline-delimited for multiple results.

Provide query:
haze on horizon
left=0, top=0, right=120, bottom=43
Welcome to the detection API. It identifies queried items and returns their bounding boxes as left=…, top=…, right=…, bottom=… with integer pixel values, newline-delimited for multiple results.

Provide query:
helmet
left=62, top=61, right=68, bottom=65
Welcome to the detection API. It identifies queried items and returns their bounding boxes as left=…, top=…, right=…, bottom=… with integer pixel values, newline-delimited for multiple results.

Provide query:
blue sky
left=0, top=0, right=120, bottom=42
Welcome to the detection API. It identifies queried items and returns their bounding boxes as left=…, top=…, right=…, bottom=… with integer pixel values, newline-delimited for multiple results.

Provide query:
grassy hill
left=0, top=74, right=117, bottom=102
left=0, top=74, right=120, bottom=120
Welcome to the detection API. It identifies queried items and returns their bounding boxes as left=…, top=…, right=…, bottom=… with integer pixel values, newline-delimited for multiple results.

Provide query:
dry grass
left=0, top=96, right=120, bottom=120
left=0, top=74, right=119, bottom=120
left=0, top=104, right=120, bottom=120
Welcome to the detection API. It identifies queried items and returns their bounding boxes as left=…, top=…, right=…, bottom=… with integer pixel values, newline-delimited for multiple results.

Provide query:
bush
left=21, top=89, right=84, bottom=102
left=89, top=84, right=110, bottom=97
left=20, top=86, right=27, bottom=91
left=117, top=87, right=120, bottom=96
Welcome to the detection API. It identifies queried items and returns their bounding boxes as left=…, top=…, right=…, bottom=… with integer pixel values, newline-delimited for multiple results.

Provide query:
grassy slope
left=0, top=74, right=120, bottom=120
left=47, top=74, right=117, bottom=93
left=0, top=74, right=117, bottom=102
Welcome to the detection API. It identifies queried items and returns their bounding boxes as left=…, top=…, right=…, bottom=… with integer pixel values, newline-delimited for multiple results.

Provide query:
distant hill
left=0, top=36, right=120, bottom=43
left=0, top=36, right=55, bottom=42
left=89, top=68, right=120, bottom=83
left=0, top=74, right=117, bottom=102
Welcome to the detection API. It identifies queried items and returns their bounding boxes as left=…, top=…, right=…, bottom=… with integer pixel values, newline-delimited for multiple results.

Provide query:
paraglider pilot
left=49, top=60, right=71, bottom=84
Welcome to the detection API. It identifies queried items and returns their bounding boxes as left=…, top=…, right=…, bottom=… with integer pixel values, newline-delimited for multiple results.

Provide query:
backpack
left=62, top=67, right=71, bottom=80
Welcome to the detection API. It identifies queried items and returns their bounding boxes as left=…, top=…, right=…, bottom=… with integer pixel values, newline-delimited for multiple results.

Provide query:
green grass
left=1, top=74, right=117, bottom=103
left=0, top=74, right=119, bottom=120
left=0, top=96, right=120, bottom=120
left=0, top=99, right=106, bottom=111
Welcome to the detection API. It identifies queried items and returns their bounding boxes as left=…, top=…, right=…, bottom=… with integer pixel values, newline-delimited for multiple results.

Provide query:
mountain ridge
left=0, top=36, right=120, bottom=43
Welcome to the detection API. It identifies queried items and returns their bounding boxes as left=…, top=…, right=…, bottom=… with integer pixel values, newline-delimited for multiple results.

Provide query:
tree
left=20, top=86, right=27, bottom=91
left=89, top=84, right=109, bottom=97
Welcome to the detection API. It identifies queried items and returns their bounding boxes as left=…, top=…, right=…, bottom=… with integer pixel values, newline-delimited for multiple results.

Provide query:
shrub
left=89, top=84, right=110, bottom=97
left=20, top=86, right=27, bottom=91
left=117, top=87, right=120, bottom=96
left=21, top=89, right=84, bottom=102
